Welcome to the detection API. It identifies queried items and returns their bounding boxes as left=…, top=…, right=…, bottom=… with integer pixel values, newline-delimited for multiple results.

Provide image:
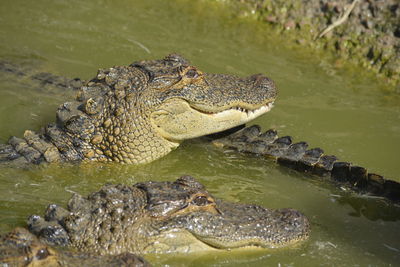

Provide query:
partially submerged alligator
left=0, top=55, right=398, bottom=203
left=27, top=176, right=309, bottom=255
left=0, top=227, right=149, bottom=267
left=0, top=54, right=276, bottom=165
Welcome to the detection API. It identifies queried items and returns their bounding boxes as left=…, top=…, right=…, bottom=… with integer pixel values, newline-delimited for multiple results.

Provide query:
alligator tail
left=0, top=61, right=105, bottom=165
left=0, top=60, right=83, bottom=90
left=0, top=130, right=64, bottom=165
left=212, top=125, right=400, bottom=204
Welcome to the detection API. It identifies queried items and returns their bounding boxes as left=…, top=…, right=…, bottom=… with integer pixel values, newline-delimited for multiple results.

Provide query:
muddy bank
left=225, top=0, right=400, bottom=91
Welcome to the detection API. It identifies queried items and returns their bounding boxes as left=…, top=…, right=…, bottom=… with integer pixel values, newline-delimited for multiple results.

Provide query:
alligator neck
left=53, top=97, right=179, bottom=164
left=1, top=93, right=179, bottom=166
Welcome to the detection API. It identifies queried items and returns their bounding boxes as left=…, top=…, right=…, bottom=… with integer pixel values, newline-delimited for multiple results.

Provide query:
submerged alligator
left=0, top=54, right=276, bottom=165
left=25, top=176, right=309, bottom=255
left=0, top=227, right=149, bottom=267
left=0, top=61, right=84, bottom=91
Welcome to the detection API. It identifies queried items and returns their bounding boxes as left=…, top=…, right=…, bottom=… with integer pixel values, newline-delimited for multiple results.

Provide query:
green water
left=0, top=0, right=399, bottom=266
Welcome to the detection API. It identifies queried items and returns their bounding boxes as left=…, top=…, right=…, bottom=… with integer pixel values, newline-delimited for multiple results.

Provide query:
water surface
left=0, top=0, right=399, bottom=266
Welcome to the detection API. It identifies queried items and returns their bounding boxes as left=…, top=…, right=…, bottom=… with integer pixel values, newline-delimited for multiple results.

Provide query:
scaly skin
left=0, top=54, right=276, bottom=165
left=212, top=125, right=400, bottom=204
left=0, top=227, right=149, bottom=267
left=27, top=176, right=309, bottom=255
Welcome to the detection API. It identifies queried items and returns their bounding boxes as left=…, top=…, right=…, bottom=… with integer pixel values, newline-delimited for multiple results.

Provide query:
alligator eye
left=35, top=248, right=49, bottom=260
left=191, top=196, right=210, bottom=206
left=185, top=69, right=198, bottom=79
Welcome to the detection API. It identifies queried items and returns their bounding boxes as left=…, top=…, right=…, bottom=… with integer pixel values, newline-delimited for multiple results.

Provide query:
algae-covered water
left=0, top=0, right=399, bottom=266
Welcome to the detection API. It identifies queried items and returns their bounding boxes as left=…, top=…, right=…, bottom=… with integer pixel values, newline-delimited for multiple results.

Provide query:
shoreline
left=222, top=0, right=400, bottom=92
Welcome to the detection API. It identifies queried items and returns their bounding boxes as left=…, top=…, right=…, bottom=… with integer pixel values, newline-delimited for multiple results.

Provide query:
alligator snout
left=177, top=201, right=310, bottom=249
left=249, top=73, right=277, bottom=99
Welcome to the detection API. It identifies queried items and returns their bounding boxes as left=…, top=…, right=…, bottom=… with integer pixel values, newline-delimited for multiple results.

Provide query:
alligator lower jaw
left=142, top=229, right=271, bottom=254
left=151, top=99, right=275, bottom=142
left=191, top=234, right=308, bottom=251
left=142, top=229, right=218, bottom=254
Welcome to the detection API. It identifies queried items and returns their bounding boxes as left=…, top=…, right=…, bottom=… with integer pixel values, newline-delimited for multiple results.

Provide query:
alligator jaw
left=141, top=204, right=309, bottom=254
left=151, top=99, right=275, bottom=141
left=207, top=102, right=274, bottom=121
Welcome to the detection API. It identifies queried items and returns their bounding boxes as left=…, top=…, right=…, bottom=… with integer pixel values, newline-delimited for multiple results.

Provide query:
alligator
left=0, top=227, right=149, bottom=267
left=0, top=54, right=276, bottom=165
left=212, top=125, right=400, bottom=204
left=26, top=175, right=310, bottom=255
left=1, top=55, right=398, bottom=203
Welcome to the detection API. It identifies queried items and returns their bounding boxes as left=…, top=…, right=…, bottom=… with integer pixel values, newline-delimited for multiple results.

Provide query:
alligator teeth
left=211, top=102, right=274, bottom=120
left=245, top=102, right=274, bottom=120
left=233, top=102, right=274, bottom=117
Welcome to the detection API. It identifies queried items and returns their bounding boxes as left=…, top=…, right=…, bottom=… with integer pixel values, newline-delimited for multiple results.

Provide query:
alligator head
left=28, top=176, right=309, bottom=255
left=1, top=54, right=277, bottom=165
left=132, top=54, right=276, bottom=141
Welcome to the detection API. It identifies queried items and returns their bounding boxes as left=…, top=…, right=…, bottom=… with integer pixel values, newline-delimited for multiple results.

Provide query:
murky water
left=0, top=0, right=399, bottom=266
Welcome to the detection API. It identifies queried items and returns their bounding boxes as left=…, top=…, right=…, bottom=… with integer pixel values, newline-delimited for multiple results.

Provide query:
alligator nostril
left=250, top=74, right=272, bottom=86
left=251, top=73, right=265, bottom=79
left=249, top=74, right=277, bottom=98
